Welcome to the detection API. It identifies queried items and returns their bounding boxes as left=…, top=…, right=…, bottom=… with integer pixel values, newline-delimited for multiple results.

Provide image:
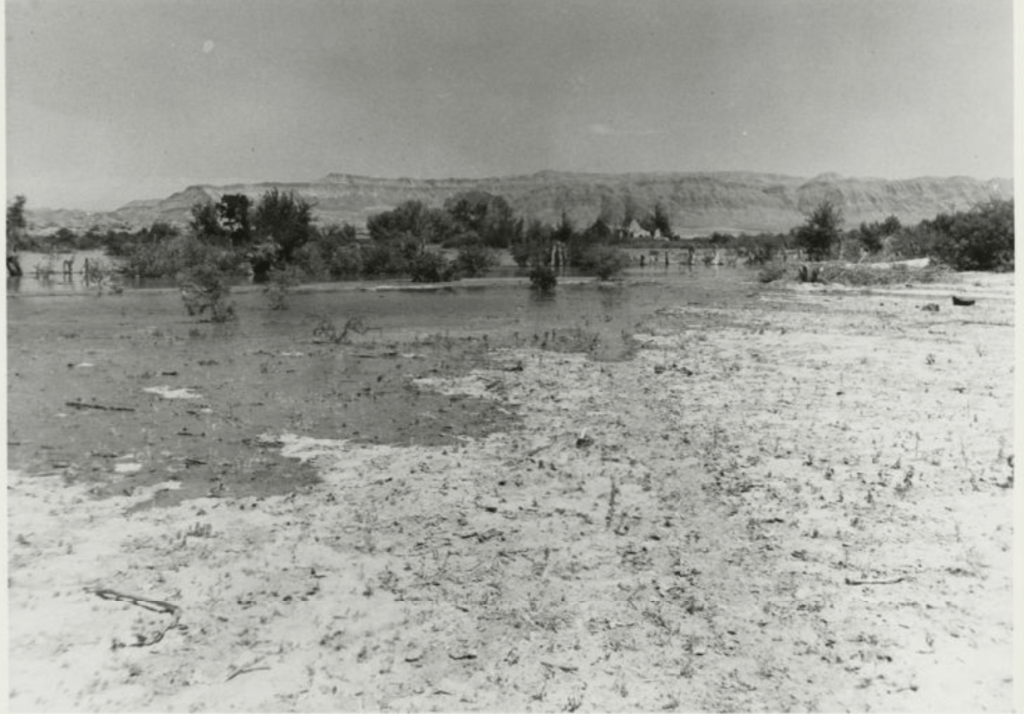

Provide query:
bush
left=264, top=265, right=304, bottom=310
left=295, top=239, right=362, bottom=279
left=888, top=225, right=945, bottom=261
left=932, top=199, right=1013, bottom=271
left=360, top=241, right=409, bottom=277
left=579, top=245, right=631, bottom=280
left=122, top=234, right=240, bottom=279
left=313, top=314, right=369, bottom=344
left=178, top=262, right=235, bottom=322
left=528, top=264, right=557, bottom=292
left=408, top=250, right=457, bottom=283
left=453, top=243, right=498, bottom=278
left=758, top=265, right=788, bottom=283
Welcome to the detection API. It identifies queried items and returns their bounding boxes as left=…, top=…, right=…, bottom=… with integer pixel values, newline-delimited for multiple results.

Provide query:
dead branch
left=66, top=401, right=136, bottom=412
left=844, top=576, right=906, bottom=586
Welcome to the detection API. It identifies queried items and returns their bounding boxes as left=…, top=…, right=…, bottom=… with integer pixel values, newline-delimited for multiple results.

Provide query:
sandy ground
left=6, top=272, right=1016, bottom=712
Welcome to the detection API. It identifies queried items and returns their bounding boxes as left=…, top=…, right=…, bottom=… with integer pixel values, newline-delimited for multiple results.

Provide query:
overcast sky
left=5, top=0, right=1016, bottom=211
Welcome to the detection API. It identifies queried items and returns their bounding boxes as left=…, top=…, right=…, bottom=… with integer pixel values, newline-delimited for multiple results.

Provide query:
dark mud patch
left=8, top=320, right=519, bottom=512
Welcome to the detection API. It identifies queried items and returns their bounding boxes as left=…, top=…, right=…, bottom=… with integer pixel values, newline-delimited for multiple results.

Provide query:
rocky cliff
left=26, top=171, right=1014, bottom=236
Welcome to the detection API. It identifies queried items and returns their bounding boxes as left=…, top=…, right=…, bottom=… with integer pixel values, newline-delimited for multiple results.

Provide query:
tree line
left=7, top=191, right=1015, bottom=282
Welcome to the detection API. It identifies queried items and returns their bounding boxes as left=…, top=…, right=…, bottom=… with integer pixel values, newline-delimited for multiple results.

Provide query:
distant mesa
left=23, top=170, right=1014, bottom=236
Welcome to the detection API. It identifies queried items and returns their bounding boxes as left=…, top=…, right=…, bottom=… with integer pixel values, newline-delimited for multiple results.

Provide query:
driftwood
left=86, top=587, right=183, bottom=647
left=226, top=665, right=270, bottom=682
left=65, top=401, right=136, bottom=412
left=844, top=576, right=906, bottom=586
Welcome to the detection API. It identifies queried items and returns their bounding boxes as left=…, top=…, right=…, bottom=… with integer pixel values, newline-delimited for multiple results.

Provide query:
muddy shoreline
left=7, top=272, right=1015, bottom=711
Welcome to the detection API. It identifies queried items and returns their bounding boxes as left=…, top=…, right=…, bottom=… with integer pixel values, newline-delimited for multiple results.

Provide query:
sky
left=4, top=0, right=1016, bottom=211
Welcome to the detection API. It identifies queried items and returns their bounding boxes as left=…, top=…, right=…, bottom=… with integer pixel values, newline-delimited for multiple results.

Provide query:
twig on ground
left=843, top=576, right=906, bottom=586
left=226, top=666, right=271, bottom=682
left=66, top=401, right=136, bottom=412
left=86, top=587, right=183, bottom=647
left=542, top=660, right=579, bottom=673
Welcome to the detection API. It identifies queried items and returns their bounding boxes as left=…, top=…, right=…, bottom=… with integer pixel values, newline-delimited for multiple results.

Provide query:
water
left=7, top=264, right=761, bottom=364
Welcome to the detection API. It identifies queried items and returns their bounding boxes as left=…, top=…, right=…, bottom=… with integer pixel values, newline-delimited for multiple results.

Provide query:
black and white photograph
left=5, top=0, right=1017, bottom=710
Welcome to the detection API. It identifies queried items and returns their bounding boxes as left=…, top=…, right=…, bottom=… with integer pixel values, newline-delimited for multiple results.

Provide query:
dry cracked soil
left=5, top=271, right=1016, bottom=712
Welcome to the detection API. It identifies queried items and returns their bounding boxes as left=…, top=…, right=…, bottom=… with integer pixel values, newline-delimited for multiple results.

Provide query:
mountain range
left=25, top=171, right=1013, bottom=237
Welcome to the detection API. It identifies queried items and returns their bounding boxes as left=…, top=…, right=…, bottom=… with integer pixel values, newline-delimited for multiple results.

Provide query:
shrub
left=178, top=262, right=235, bottom=322
left=758, top=265, right=788, bottom=283
left=121, top=234, right=240, bottom=279
left=313, top=314, right=369, bottom=344
left=932, top=199, right=1013, bottom=271
left=742, top=243, right=778, bottom=266
left=453, top=243, right=498, bottom=278
left=408, top=250, right=457, bottom=283
left=360, top=239, right=422, bottom=277
left=264, top=265, right=304, bottom=310
left=295, top=239, right=362, bottom=279
left=528, top=264, right=557, bottom=292
left=510, top=240, right=534, bottom=268
left=888, top=225, right=945, bottom=261
left=580, top=245, right=631, bottom=280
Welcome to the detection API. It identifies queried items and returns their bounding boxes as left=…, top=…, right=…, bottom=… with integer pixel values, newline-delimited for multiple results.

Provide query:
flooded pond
left=8, top=264, right=762, bottom=357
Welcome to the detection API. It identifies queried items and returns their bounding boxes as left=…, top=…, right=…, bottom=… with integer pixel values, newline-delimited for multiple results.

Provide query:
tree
left=511, top=218, right=551, bottom=268
left=367, top=200, right=431, bottom=242
left=795, top=200, right=844, bottom=261
left=856, top=214, right=902, bottom=254
left=443, top=191, right=519, bottom=248
left=190, top=201, right=228, bottom=244
left=252, top=189, right=315, bottom=265
left=641, top=202, right=672, bottom=236
left=7, top=195, right=28, bottom=249
left=583, top=217, right=613, bottom=243
left=880, top=215, right=902, bottom=235
left=621, top=194, right=639, bottom=228
left=218, top=194, right=253, bottom=248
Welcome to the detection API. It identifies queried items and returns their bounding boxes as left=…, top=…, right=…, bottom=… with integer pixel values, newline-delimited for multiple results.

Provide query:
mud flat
left=6, top=272, right=1014, bottom=711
